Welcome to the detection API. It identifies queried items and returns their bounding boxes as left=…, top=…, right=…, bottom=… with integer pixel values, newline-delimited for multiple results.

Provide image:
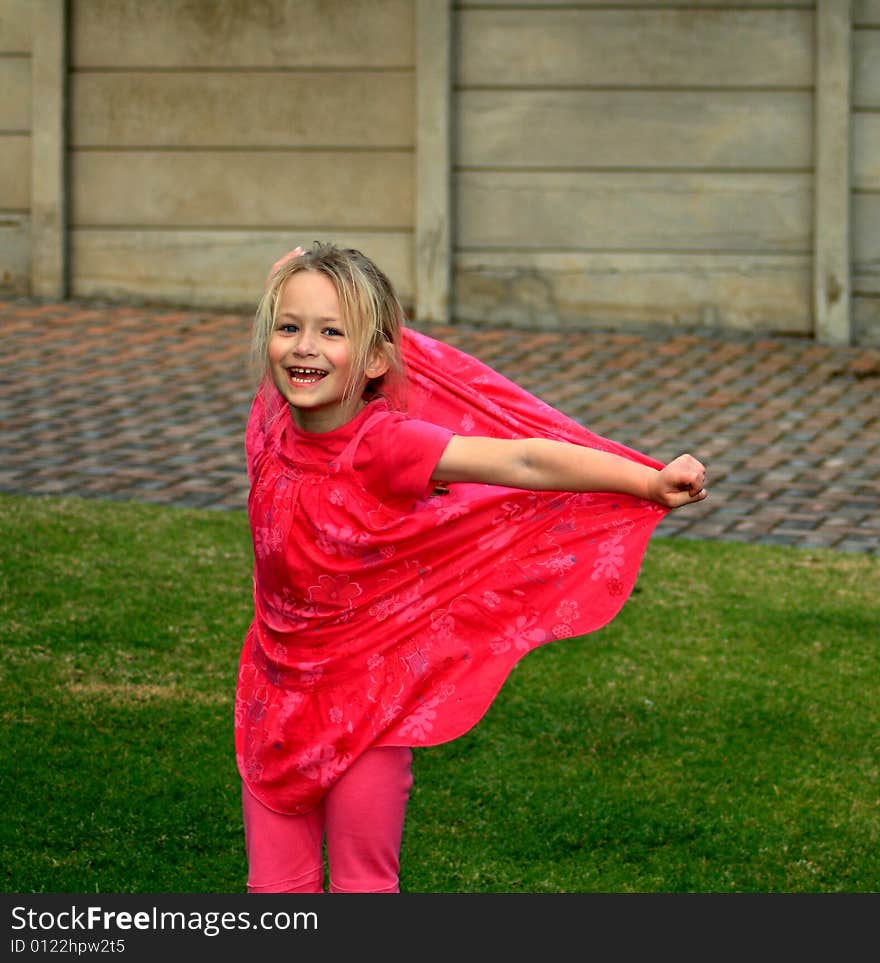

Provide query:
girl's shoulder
left=353, top=402, right=454, bottom=503
left=356, top=401, right=453, bottom=454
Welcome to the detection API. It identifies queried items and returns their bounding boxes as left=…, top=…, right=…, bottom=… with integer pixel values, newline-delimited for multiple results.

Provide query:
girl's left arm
left=433, top=436, right=707, bottom=509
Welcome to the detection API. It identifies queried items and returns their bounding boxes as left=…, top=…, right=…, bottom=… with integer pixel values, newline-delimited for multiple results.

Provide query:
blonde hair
left=252, top=241, right=405, bottom=404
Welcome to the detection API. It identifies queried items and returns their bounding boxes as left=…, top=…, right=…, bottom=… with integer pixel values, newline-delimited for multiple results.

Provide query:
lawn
left=1, top=493, right=877, bottom=893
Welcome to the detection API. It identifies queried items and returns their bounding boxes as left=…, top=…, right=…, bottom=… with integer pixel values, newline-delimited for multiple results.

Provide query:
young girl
left=236, top=242, right=707, bottom=894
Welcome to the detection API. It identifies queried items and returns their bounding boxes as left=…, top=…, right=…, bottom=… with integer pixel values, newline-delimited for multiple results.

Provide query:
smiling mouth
left=287, top=367, right=328, bottom=385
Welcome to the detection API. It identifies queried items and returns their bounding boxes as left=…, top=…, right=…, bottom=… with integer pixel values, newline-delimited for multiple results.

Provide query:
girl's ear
left=365, top=345, right=391, bottom=380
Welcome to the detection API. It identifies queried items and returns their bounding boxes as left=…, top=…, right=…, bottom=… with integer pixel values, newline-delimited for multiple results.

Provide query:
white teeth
left=288, top=367, right=327, bottom=384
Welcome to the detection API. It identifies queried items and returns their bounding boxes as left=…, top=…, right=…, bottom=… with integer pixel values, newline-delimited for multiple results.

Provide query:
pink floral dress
left=235, top=328, right=669, bottom=814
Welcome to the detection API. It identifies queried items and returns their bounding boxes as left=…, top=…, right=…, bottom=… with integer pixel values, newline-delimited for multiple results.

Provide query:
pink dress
left=235, top=328, right=669, bottom=814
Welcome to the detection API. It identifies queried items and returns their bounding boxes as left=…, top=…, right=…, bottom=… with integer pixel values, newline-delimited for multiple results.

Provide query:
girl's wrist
left=640, top=466, right=663, bottom=504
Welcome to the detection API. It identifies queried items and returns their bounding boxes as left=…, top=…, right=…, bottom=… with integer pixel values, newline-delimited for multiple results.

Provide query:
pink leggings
left=242, top=746, right=413, bottom=894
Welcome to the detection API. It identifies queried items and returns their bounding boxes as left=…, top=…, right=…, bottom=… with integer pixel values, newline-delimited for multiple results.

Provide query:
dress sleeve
left=245, top=383, right=288, bottom=483
left=244, top=389, right=267, bottom=484
left=355, top=411, right=454, bottom=504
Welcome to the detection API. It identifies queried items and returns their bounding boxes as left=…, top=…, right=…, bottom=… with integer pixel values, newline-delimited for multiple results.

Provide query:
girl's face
left=268, top=270, right=387, bottom=433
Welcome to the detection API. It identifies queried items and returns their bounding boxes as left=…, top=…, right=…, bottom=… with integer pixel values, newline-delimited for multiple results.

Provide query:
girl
left=237, top=242, right=707, bottom=894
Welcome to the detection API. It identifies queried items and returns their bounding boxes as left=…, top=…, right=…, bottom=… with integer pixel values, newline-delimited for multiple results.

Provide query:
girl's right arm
left=432, top=435, right=707, bottom=509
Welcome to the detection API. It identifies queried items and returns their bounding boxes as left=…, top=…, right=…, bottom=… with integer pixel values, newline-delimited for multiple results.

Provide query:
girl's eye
left=278, top=323, right=298, bottom=334
left=324, top=327, right=344, bottom=338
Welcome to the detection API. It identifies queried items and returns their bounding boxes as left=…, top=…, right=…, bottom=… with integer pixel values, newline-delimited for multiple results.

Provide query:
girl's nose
left=293, top=330, right=318, bottom=356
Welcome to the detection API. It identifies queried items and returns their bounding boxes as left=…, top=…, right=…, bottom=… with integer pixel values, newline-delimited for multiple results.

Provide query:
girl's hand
left=651, top=453, right=708, bottom=508
left=266, top=246, right=306, bottom=285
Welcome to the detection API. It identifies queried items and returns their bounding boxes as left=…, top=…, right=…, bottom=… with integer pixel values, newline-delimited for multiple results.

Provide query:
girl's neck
left=288, top=397, right=367, bottom=434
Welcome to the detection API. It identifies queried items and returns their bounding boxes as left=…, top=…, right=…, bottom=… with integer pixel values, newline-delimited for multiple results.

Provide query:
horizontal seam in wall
left=454, top=246, right=812, bottom=257
left=455, top=165, right=814, bottom=175
left=69, top=65, right=414, bottom=74
left=455, top=3, right=816, bottom=11
left=455, top=84, right=813, bottom=94
left=0, top=130, right=29, bottom=137
left=71, top=225, right=414, bottom=234
left=68, top=146, right=415, bottom=154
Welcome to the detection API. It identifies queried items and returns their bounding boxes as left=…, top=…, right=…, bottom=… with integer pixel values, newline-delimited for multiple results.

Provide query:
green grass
left=1, top=493, right=878, bottom=893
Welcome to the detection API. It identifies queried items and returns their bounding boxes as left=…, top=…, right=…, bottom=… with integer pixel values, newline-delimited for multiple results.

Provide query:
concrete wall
left=453, top=0, right=815, bottom=334
left=0, top=0, right=30, bottom=291
left=0, top=1, right=874, bottom=343
left=854, top=0, right=880, bottom=342
left=67, top=0, right=416, bottom=309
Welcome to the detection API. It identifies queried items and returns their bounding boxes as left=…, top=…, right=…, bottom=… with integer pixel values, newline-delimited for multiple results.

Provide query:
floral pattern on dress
left=307, top=574, right=363, bottom=614
left=254, top=525, right=284, bottom=559
left=488, top=612, right=548, bottom=655
left=397, top=683, right=455, bottom=740
left=295, top=743, right=351, bottom=787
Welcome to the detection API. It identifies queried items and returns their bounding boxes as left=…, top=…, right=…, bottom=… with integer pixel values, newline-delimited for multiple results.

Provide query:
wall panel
left=0, top=134, right=29, bottom=208
left=455, top=251, right=812, bottom=333
left=458, top=90, right=812, bottom=170
left=0, top=0, right=31, bottom=292
left=71, top=151, right=411, bottom=227
left=457, top=8, right=813, bottom=87
left=71, top=0, right=413, bottom=68
left=0, top=215, right=29, bottom=290
left=0, top=58, right=30, bottom=128
left=853, top=5, right=880, bottom=342
left=0, top=0, right=31, bottom=50
left=70, top=72, right=414, bottom=148
left=71, top=229, right=413, bottom=309
left=458, top=171, right=812, bottom=253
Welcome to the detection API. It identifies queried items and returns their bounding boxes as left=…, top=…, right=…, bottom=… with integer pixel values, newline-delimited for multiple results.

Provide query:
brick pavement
left=1, top=297, right=878, bottom=554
